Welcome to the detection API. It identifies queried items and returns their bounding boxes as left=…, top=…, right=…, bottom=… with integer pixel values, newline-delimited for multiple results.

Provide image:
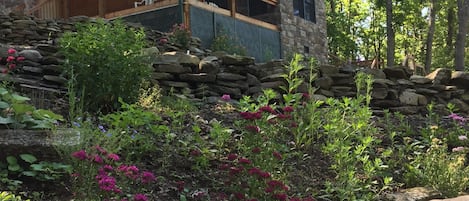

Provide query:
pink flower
left=452, top=146, right=465, bottom=152
left=8, top=64, right=16, bottom=69
left=107, top=153, right=120, bottom=161
left=159, top=38, right=168, bottom=44
left=141, top=171, right=156, bottom=183
left=1, top=69, right=7, bottom=74
left=16, top=56, right=25, bottom=61
left=7, top=48, right=16, bottom=54
left=133, top=194, right=148, bottom=201
left=221, top=94, right=231, bottom=101
left=6, top=56, right=15, bottom=62
left=71, top=150, right=87, bottom=160
left=95, top=145, right=107, bottom=154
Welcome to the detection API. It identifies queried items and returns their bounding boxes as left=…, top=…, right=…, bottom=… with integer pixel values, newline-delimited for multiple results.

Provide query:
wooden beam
left=61, top=0, right=69, bottom=18
left=105, top=0, right=179, bottom=19
left=98, top=0, right=106, bottom=17
left=183, top=0, right=191, bottom=31
left=262, top=0, right=277, bottom=6
left=230, top=0, right=236, bottom=17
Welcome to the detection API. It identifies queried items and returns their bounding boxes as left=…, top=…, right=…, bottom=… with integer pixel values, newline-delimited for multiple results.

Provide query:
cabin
left=19, top=0, right=327, bottom=62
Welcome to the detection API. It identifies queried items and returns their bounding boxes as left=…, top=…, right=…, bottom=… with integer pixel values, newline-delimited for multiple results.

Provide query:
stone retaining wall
left=1, top=12, right=469, bottom=115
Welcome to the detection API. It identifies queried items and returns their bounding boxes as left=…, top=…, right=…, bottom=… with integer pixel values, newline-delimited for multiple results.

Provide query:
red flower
left=219, top=163, right=230, bottom=170
left=259, top=105, right=276, bottom=114
left=141, top=171, right=156, bottom=183
left=93, top=154, right=104, bottom=164
left=176, top=181, right=185, bottom=192
left=273, top=151, right=282, bottom=160
left=238, top=157, right=252, bottom=165
left=277, top=114, right=291, bottom=120
left=252, top=147, right=261, bottom=154
left=248, top=167, right=261, bottom=175
left=245, top=125, right=261, bottom=133
left=8, top=64, right=16, bottom=69
left=290, top=122, right=298, bottom=128
left=16, top=56, right=25, bottom=61
left=190, top=149, right=202, bottom=157
left=227, top=153, right=238, bottom=161
left=273, top=193, right=287, bottom=201
left=234, top=192, right=245, bottom=200
left=282, top=106, right=294, bottom=113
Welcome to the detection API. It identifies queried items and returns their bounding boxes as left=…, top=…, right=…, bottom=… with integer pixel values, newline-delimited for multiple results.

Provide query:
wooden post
left=183, top=0, right=191, bottom=31
left=61, top=0, right=69, bottom=18
left=230, top=0, right=236, bottom=17
left=98, top=0, right=106, bottom=17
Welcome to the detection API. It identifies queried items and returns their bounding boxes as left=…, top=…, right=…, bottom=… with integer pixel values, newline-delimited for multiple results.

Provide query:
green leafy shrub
left=0, top=86, right=63, bottom=129
left=59, top=19, right=151, bottom=113
left=210, top=27, right=246, bottom=56
left=404, top=138, right=469, bottom=197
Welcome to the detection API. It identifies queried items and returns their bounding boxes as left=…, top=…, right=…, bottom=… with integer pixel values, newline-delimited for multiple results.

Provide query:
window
left=293, top=0, right=316, bottom=23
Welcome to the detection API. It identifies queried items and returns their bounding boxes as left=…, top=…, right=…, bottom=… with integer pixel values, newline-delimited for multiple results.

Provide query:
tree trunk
left=447, top=4, right=455, bottom=52
left=386, top=0, right=395, bottom=67
left=455, top=0, right=469, bottom=71
left=424, top=0, right=437, bottom=73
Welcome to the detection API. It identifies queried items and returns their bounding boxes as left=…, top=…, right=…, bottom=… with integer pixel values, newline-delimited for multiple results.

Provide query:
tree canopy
left=326, top=0, right=469, bottom=71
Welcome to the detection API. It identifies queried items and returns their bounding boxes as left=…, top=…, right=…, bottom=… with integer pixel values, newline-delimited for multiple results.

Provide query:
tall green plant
left=59, top=19, right=151, bottom=113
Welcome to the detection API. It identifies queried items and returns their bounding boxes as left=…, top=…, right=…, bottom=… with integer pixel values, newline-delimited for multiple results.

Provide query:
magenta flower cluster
left=71, top=145, right=156, bottom=201
left=240, top=104, right=298, bottom=134
left=218, top=152, right=315, bottom=201
left=1, top=48, right=25, bottom=74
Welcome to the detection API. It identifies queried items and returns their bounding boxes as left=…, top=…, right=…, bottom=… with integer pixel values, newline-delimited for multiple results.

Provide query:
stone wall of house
left=2, top=13, right=469, bottom=116
left=279, top=0, right=328, bottom=64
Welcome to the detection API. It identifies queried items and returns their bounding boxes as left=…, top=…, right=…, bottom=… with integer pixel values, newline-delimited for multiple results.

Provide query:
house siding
left=279, top=0, right=327, bottom=63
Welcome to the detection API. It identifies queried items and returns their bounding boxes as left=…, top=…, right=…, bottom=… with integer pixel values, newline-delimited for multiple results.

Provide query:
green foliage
left=0, top=154, right=71, bottom=192
left=169, top=23, right=191, bottom=49
left=0, top=192, right=29, bottom=201
left=59, top=19, right=151, bottom=113
left=0, top=86, right=63, bottom=129
left=210, top=27, right=247, bottom=56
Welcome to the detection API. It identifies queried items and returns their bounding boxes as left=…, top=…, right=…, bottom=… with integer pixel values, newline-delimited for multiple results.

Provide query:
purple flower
left=134, top=194, right=148, bottom=201
left=97, top=175, right=117, bottom=192
left=221, top=94, right=231, bottom=101
left=448, top=113, right=466, bottom=123
left=141, top=171, right=156, bottom=183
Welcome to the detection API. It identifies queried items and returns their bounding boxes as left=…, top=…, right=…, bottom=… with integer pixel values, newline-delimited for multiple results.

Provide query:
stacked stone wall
left=2, top=13, right=469, bottom=115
